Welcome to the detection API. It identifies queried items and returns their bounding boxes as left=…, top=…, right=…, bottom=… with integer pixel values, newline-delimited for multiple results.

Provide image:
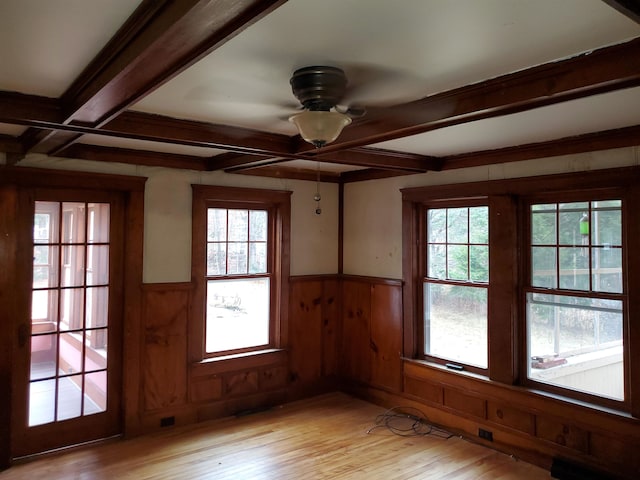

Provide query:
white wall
left=17, top=154, right=339, bottom=282
left=343, top=147, right=640, bottom=279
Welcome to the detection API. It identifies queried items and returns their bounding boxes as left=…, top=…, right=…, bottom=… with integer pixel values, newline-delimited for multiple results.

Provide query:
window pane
left=228, top=210, right=248, bottom=242
left=207, top=243, right=227, bottom=275
left=592, top=247, right=622, bottom=293
left=249, top=242, right=267, bottom=273
left=60, top=332, right=82, bottom=374
left=424, top=283, right=487, bottom=368
left=57, top=374, right=83, bottom=421
left=427, top=209, right=446, bottom=243
left=206, top=278, right=270, bottom=353
left=531, top=211, right=556, bottom=245
left=527, top=292, right=623, bottom=400
left=558, top=209, right=583, bottom=246
left=207, top=208, right=227, bottom=241
left=32, top=289, right=58, bottom=322
left=531, top=246, right=556, bottom=288
left=427, top=244, right=446, bottom=279
left=60, top=288, right=84, bottom=331
left=34, top=202, right=59, bottom=244
left=469, top=245, right=488, bottom=282
left=592, top=209, right=621, bottom=247
left=249, top=210, right=267, bottom=241
left=447, top=208, right=468, bottom=243
left=85, top=330, right=108, bottom=370
left=84, top=371, right=106, bottom=414
left=447, top=244, right=468, bottom=280
left=30, top=334, right=57, bottom=380
left=469, top=206, right=488, bottom=244
left=227, top=242, right=248, bottom=274
left=558, top=247, right=589, bottom=290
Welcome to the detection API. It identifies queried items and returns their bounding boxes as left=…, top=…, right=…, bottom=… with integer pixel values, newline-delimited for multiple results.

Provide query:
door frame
left=0, top=167, right=146, bottom=466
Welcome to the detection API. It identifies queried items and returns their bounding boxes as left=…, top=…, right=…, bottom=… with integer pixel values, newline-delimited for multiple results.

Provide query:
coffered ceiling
left=1, top=0, right=639, bottom=182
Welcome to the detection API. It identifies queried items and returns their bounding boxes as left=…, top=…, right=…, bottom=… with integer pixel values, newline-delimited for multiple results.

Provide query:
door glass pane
left=34, top=203, right=59, bottom=244
left=62, top=203, right=85, bottom=243
left=29, top=379, right=56, bottom=426
left=30, top=334, right=57, bottom=380
left=87, top=245, right=109, bottom=285
left=87, top=204, right=110, bottom=243
left=57, top=374, right=83, bottom=421
left=60, top=288, right=84, bottom=331
left=61, top=245, right=85, bottom=287
left=59, top=332, right=83, bottom=375
left=84, top=371, right=107, bottom=414
left=85, top=330, right=108, bottom=370
left=33, top=245, right=59, bottom=288
left=32, top=289, right=58, bottom=322
left=86, top=287, right=109, bottom=328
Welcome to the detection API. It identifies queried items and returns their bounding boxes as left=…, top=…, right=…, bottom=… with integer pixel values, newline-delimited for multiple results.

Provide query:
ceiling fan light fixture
left=289, top=110, right=352, bottom=148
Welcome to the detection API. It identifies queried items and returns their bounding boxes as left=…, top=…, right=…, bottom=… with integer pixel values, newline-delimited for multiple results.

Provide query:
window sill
left=403, top=357, right=634, bottom=421
left=191, top=348, right=287, bottom=377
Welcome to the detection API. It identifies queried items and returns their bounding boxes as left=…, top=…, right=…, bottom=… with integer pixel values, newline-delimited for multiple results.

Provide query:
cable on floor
left=366, top=406, right=454, bottom=439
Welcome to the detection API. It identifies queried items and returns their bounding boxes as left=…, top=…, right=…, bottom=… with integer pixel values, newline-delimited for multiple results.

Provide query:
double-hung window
left=423, top=203, right=489, bottom=370
left=525, top=197, right=625, bottom=401
left=191, top=185, right=291, bottom=360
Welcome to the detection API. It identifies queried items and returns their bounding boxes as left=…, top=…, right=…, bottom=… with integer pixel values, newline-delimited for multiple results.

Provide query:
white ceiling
left=0, top=0, right=639, bottom=176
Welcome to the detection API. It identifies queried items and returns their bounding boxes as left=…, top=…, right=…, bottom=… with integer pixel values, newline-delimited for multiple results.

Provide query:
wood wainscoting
left=340, top=275, right=640, bottom=479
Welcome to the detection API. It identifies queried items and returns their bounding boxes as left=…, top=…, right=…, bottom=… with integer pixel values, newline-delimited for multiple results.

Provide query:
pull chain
left=314, top=161, right=322, bottom=215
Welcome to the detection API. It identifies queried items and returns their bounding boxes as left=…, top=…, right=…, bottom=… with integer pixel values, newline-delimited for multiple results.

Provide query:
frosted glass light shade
left=289, top=110, right=352, bottom=147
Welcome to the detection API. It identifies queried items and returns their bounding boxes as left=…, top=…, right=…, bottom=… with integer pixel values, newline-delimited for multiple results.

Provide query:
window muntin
left=423, top=206, right=488, bottom=369
left=205, top=207, right=271, bottom=355
left=527, top=199, right=624, bottom=401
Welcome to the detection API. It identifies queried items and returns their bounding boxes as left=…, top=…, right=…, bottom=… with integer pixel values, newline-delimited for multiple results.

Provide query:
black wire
left=366, top=406, right=453, bottom=439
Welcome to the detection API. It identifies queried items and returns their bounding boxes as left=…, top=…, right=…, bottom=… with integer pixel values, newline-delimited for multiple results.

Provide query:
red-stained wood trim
left=0, top=92, right=62, bottom=125
left=341, top=274, right=403, bottom=286
left=315, top=37, right=640, bottom=153
left=0, top=166, right=146, bottom=191
left=60, top=144, right=209, bottom=171
left=66, top=0, right=289, bottom=125
left=233, top=165, right=341, bottom=183
left=602, top=0, right=640, bottom=23
left=340, top=168, right=416, bottom=183
left=441, top=124, right=640, bottom=170
left=0, top=135, right=23, bottom=154
left=207, top=153, right=274, bottom=171
left=316, top=147, right=439, bottom=172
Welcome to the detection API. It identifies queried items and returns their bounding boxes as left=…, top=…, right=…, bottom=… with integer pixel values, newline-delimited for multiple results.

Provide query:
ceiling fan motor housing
left=290, top=66, right=347, bottom=111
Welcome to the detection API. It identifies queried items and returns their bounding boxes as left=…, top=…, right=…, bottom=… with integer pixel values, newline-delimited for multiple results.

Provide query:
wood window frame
left=190, top=185, right=291, bottom=363
left=402, top=166, right=640, bottom=416
left=420, top=199, right=490, bottom=375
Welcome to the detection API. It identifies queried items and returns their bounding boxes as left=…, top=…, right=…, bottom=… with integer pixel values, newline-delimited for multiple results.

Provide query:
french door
left=12, top=190, right=124, bottom=457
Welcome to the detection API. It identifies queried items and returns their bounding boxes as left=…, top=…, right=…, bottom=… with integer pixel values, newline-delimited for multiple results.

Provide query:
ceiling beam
left=22, top=0, right=288, bottom=154
left=602, top=0, right=640, bottom=23
left=312, top=36, right=640, bottom=154
left=233, top=165, right=341, bottom=183
left=317, top=147, right=442, bottom=172
left=58, top=144, right=209, bottom=171
left=441, top=124, right=640, bottom=170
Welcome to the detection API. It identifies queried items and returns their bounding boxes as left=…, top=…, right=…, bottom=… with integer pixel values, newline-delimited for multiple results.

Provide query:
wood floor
left=1, top=393, right=551, bottom=479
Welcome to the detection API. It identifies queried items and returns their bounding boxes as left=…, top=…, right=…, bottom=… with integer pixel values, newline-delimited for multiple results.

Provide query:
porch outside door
left=12, top=193, right=124, bottom=457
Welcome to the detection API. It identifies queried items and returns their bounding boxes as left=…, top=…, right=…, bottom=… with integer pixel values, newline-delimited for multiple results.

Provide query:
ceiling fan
left=288, top=65, right=366, bottom=148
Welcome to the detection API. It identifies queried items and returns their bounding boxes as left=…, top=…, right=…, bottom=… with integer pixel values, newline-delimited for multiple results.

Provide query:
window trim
left=190, top=185, right=291, bottom=363
left=401, top=166, right=640, bottom=416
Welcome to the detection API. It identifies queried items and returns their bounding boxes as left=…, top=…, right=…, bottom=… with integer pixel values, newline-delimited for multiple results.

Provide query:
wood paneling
left=536, top=416, right=589, bottom=453
left=189, top=375, right=222, bottom=403
left=141, top=284, right=190, bottom=411
left=341, top=279, right=372, bottom=383
left=370, top=283, right=402, bottom=391
left=443, top=388, right=486, bottom=419
left=487, top=401, right=534, bottom=435
left=289, top=279, right=323, bottom=383
left=404, top=375, right=443, bottom=405
left=224, top=371, right=259, bottom=397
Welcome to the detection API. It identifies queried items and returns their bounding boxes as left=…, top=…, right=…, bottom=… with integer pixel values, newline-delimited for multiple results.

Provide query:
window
left=402, top=168, right=639, bottom=412
left=526, top=199, right=624, bottom=400
left=191, top=186, right=291, bottom=360
left=423, top=205, right=489, bottom=370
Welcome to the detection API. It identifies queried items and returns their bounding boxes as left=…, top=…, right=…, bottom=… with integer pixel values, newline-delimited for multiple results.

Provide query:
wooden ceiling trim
left=340, top=168, right=417, bottom=183
left=206, top=153, right=273, bottom=170
left=314, top=37, right=640, bottom=153
left=0, top=135, right=23, bottom=154
left=104, top=111, right=295, bottom=155
left=0, top=92, right=62, bottom=126
left=318, top=147, right=442, bottom=172
left=64, top=0, right=288, bottom=126
left=233, top=165, right=341, bottom=183
left=441, top=124, right=640, bottom=170
left=602, top=0, right=640, bottom=23
left=59, top=144, right=208, bottom=171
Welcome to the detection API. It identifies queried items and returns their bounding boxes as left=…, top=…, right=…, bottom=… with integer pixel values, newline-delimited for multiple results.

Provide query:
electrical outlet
left=160, top=416, right=175, bottom=427
left=478, top=428, right=493, bottom=441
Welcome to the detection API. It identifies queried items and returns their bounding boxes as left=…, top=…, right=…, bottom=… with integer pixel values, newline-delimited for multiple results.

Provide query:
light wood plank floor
left=1, top=392, right=551, bottom=479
